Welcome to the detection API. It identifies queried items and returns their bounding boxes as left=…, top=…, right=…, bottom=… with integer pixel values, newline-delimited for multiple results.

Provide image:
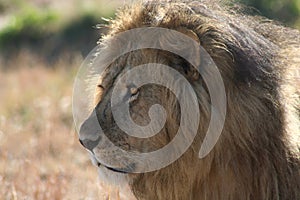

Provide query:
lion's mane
left=92, top=1, right=300, bottom=199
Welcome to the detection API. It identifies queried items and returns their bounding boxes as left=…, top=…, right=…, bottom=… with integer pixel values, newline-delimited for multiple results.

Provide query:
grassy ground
left=0, top=1, right=133, bottom=199
left=0, top=54, right=132, bottom=199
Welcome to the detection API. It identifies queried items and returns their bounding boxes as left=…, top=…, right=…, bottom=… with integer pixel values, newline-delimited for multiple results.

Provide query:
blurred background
left=0, top=0, right=299, bottom=199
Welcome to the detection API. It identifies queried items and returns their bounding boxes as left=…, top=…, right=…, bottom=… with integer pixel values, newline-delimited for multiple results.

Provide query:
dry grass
left=0, top=53, right=129, bottom=200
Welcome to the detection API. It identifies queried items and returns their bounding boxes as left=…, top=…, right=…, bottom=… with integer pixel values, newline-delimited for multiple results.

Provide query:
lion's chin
left=97, top=164, right=129, bottom=186
left=88, top=152, right=129, bottom=185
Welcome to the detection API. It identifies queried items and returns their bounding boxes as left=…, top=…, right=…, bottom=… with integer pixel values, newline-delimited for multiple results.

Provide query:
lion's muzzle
left=79, top=109, right=102, bottom=152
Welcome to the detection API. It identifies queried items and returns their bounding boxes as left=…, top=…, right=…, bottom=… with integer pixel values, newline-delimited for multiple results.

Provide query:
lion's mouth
left=97, top=162, right=129, bottom=174
left=80, top=139, right=130, bottom=174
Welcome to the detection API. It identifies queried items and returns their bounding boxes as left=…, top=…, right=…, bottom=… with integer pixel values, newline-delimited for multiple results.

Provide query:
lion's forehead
left=94, top=49, right=172, bottom=104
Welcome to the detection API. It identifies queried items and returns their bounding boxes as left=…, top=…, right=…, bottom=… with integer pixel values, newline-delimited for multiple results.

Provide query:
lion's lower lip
left=105, top=166, right=128, bottom=174
left=97, top=162, right=128, bottom=174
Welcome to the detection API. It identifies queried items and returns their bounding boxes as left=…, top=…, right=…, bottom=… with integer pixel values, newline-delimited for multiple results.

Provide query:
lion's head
left=78, top=1, right=300, bottom=199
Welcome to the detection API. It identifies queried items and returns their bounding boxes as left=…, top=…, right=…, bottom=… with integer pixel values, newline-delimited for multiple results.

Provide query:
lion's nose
left=79, top=138, right=100, bottom=152
left=79, top=109, right=102, bottom=152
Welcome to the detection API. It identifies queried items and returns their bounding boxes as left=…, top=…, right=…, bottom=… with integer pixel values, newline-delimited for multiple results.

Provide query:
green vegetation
left=0, top=0, right=115, bottom=66
left=0, top=6, right=58, bottom=46
left=241, top=0, right=300, bottom=28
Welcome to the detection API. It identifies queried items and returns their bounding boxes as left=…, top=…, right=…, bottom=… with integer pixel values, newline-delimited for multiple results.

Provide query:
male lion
left=79, top=0, right=300, bottom=199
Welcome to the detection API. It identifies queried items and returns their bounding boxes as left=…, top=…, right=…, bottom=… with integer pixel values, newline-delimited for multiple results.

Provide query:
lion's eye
left=97, top=84, right=105, bottom=89
left=129, top=87, right=139, bottom=102
left=130, top=87, right=139, bottom=96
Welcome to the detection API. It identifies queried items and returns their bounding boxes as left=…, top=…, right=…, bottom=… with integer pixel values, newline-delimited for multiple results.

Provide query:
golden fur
left=84, top=1, right=300, bottom=199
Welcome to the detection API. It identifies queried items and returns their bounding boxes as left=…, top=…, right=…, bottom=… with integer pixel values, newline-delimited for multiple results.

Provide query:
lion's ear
left=176, top=27, right=200, bottom=43
left=158, top=27, right=201, bottom=81
left=185, top=63, right=200, bottom=81
left=176, top=28, right=201, bottom=81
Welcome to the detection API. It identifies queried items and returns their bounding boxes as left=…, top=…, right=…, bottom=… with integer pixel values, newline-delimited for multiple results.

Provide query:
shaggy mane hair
left=86, top=0, right=300, bottom=199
